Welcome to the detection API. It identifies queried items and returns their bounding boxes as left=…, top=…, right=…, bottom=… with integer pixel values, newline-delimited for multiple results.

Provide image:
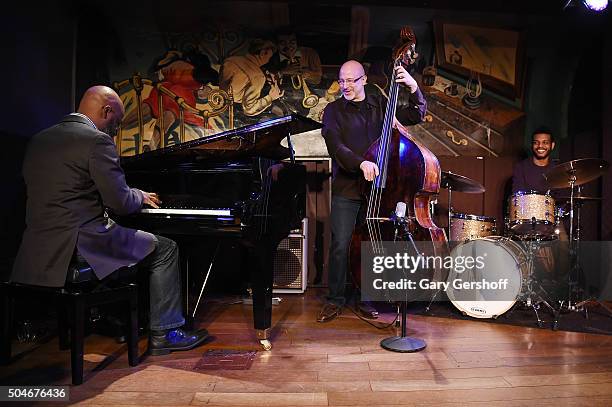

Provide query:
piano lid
left=121, top=114, right=321, bottom=167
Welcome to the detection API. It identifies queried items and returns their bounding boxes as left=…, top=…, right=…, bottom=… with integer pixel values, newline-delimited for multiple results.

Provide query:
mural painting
left=113, top=24, right=346, bottom=156
left=110, top=8, right=525, bottom=159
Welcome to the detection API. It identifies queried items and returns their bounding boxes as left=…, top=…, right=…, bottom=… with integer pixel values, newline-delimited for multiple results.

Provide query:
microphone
left=395, top=201, right=407, bottom=219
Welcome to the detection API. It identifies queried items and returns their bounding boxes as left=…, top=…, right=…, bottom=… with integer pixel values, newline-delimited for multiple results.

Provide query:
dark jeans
left=327, top=195, right=362, bottom=306
left=137, top=235, right=185, bottom=331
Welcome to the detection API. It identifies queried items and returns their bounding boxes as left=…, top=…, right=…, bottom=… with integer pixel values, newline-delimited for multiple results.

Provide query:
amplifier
left=273, top=218, right=308, bottom=293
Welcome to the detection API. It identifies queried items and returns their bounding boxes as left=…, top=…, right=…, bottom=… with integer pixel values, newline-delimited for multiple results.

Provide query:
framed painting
left=433, top=21, right=526, bottom=102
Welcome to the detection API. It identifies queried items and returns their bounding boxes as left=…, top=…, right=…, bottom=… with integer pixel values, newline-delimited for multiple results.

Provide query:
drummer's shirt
left=511, top=158, right=571, bottom=200
left=512, top=158, right=553, bottom=195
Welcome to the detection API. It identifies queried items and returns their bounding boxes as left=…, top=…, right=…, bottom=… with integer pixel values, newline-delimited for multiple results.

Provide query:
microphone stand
left=380, top=214, right=427, bottom=353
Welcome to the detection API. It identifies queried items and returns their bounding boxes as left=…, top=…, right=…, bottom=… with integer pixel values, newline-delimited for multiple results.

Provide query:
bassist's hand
left=395, top=65, right=418, bottom=93
left=360, top=161, right=380, bottom=182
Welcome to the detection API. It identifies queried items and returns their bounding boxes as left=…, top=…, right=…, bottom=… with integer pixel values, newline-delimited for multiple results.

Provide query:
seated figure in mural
left=219, top=39, right=284, bottom=125
left=265, top=27, right=323, bottom=116
left=122, top=47, right=219, bottom=151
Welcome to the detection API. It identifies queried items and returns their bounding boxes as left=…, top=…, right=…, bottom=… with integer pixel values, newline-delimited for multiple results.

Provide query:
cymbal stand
left=552, top=175, right=612, bottom=327
left=557, top=172, right=579, bottom=314
left=568, top=187, right=612, bottom=320
left=424, top=186, right=452, bottom=312
left=447, top=184, right=453, bottom=240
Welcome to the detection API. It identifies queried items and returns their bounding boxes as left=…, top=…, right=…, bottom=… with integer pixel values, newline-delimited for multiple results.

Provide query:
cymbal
left=441, top=171, right=485, bottom=193
left=544, top=158, right=609, bottom=189
left=557, top=193, right=602, bottom=202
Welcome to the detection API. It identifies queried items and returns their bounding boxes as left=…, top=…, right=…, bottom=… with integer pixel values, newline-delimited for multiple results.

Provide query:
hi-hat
left=441, top=171, right=485, bottom=193
left=544, top=158, right=609, bottom=189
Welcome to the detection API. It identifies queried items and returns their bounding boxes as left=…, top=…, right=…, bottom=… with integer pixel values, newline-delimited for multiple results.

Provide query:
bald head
left=338, top=60, right=366, bottom=101
left=340, top=60, right=365, bottom=77
left=78, top=85, right=125, bottom=137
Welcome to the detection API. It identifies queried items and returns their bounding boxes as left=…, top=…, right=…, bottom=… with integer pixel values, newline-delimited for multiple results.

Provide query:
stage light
left=582, top=0, right=608, bottom=11
left=563, top=0, right=608, bottom=11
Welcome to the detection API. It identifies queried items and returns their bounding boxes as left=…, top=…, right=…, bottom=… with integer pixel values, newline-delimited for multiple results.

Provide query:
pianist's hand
left=142, top=191, right=161, bottom=209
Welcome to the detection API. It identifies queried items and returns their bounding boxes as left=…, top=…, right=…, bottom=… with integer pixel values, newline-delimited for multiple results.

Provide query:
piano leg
left=182, top=254, right=194, bottom=330
left=257, top=329, right=272, bottom=351
left=248, top=241, right=276, bottom=351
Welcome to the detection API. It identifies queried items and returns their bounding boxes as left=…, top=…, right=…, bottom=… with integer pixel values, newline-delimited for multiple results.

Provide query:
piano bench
left=0, top=265, right=140, bottom=385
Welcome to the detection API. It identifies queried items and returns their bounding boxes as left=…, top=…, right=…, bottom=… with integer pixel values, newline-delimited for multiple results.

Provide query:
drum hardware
left=543, top=158, right=610, bottom=327
left=506, top=236, right=559, bottom=328
left=556, top=191, right=612, bottom=325
left=440, top=171, right=485, bottom=239
left=425, top=171, right=485, bottom=312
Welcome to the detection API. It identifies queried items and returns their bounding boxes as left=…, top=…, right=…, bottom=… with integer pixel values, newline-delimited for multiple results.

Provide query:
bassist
left=317, top=59, right=427, bottom=323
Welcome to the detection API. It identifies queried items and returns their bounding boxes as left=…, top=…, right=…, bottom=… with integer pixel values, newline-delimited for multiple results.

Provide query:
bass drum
left=446, top=237, right=527, bottom=318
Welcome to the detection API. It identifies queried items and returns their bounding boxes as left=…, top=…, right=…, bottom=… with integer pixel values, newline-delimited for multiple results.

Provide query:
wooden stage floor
left=2, top=288, right=612, bottom=406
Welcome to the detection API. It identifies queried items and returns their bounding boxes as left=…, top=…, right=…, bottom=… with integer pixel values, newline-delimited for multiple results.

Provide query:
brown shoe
left=317, top=303, right=342, bottom=323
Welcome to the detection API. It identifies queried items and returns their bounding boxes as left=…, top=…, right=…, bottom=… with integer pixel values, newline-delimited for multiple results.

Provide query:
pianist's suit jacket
left=11, top=114, right=155, bottom=287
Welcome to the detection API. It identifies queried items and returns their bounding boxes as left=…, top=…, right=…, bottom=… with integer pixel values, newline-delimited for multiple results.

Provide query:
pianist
left=11, top=85, right=208, bottom=355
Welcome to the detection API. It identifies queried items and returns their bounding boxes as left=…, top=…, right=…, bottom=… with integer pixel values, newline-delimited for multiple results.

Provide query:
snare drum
left=450, top=213, right=496, bottom=242
left=508, top=191, right=556, bottom=237
left=446, top=237, right=527, bottom=318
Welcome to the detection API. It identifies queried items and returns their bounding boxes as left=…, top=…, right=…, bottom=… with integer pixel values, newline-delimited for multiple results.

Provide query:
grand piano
left=118, top=114, right=321, bottom=349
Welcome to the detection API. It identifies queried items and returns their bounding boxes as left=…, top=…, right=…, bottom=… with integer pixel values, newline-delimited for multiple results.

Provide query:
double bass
left=350, top=27, right=448, bottom=294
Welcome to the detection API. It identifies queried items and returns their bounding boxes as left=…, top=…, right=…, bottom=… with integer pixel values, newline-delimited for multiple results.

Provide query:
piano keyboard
left=140, top=208, right=232, bottom=216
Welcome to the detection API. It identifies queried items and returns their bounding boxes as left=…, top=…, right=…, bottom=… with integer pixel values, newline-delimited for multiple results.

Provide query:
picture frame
left=433, top=20, right=526, bottom=103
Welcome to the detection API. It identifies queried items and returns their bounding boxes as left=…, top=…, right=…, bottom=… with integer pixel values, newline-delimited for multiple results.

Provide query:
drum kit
left=439, top=158, right=609, bottom=328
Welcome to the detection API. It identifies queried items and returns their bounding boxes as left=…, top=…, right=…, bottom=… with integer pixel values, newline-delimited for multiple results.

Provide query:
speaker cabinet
left=273, top=218, right=308, bottom=293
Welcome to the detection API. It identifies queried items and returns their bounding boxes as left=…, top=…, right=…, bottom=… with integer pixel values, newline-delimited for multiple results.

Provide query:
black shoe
left=317, top=303, right=342, bottom=323
left=357, top=301, right=379, bottom=320
left=149, top=328, right=209, bottom=356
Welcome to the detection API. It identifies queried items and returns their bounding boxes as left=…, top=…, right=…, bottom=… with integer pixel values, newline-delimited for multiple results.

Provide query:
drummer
left=512, top=126, right=568, bottom=286
left=512, top=126, right=557, bottom=194
left=511, top=126, right=568, bottom=231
